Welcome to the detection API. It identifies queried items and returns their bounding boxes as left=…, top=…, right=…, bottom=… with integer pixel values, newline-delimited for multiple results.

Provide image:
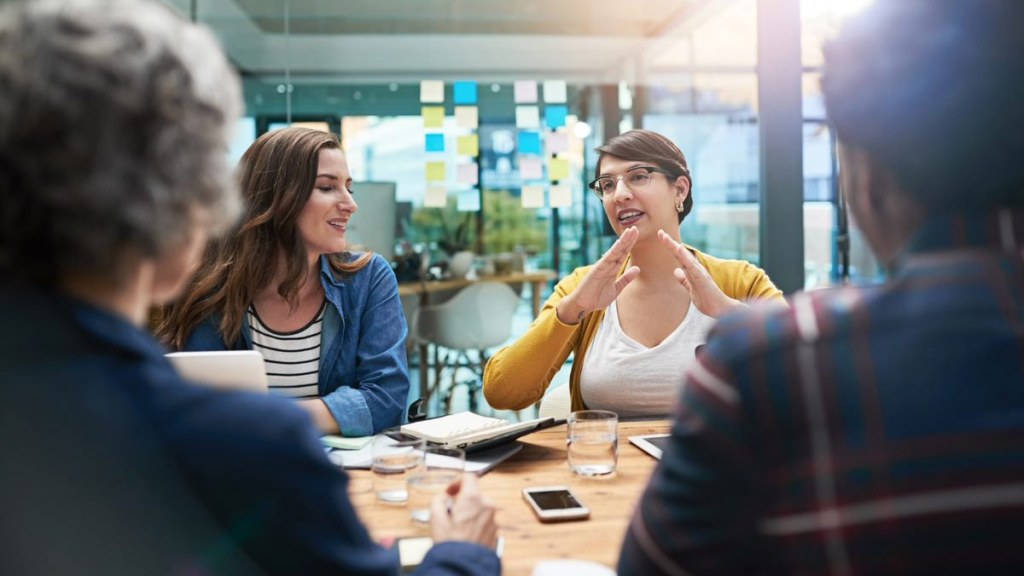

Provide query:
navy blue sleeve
left=415, top=542, right=501, bottom=576
left=163, top=390, right=403, bottom=575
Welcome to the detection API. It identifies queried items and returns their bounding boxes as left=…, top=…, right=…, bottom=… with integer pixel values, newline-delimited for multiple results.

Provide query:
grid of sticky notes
left=514, top=80, right=574, bottom=209
left=421, top=80, right=482, bottom=211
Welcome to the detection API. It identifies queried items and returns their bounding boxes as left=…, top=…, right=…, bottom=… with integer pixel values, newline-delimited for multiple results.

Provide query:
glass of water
left=407, top=446, right=465, bottom=524
left=567, top=410, right=618, bottom=477
left=371, top=435, right=426, bottom=503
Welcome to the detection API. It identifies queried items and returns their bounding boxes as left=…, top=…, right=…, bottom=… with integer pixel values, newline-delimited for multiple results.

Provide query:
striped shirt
left=619, top=208, right=1024, bottom=575
left=247, top=301, right=325, bottom=399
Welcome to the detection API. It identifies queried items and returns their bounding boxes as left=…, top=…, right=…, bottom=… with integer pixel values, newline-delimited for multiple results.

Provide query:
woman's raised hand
left=658, top=230, right=743, bottom=319
left=556, top=226, right=641, bottom=325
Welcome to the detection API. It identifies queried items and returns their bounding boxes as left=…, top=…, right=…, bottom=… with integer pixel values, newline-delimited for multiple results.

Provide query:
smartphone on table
left=522, top=486, right=590, bottom=522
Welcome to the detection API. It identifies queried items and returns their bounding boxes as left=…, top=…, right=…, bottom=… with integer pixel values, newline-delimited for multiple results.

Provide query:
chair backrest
left=538, top=383, right=572, bottom=420
left=413, top=282, right=520, bottom=351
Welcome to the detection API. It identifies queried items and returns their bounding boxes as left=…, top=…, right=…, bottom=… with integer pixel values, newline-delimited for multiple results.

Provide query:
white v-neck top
left=579, top=299, right=716, bottom=418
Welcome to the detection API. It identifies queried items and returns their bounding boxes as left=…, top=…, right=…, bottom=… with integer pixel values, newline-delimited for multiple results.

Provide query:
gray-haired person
left=0, top=1, right=500, bottom=575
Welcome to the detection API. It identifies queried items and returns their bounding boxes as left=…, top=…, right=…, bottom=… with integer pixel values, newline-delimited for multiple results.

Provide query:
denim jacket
left=183, top=253, right=410, bottom=436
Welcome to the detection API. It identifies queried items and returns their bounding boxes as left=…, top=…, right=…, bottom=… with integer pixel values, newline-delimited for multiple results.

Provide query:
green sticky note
left=321, top=435, right=373, bottom=450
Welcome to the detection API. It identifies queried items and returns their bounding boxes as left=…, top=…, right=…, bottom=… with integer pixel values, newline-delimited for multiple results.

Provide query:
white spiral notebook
left=399, top=411, right=561, bottom=450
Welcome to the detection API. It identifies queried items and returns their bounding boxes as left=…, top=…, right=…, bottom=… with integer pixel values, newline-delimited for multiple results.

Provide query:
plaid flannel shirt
left=620, top=209, right=1024, bottom=576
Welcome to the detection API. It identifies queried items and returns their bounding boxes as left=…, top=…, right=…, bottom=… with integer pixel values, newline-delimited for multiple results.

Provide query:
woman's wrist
left=556, top=298, right=588, bottom=325
left=709, top=297, right=745, bottom=319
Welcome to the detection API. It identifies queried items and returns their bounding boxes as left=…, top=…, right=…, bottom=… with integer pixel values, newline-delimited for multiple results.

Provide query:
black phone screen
left=528, top=489, right=583, bottom=510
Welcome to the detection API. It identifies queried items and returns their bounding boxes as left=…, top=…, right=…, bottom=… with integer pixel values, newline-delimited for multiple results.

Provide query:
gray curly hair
left=0, top=0, right=242, bottom=285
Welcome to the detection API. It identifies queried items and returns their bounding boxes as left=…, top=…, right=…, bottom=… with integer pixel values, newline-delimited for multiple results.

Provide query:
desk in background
left=348, top=420, right=668, bottom=576
left=399, top=270, right=557, bottom=399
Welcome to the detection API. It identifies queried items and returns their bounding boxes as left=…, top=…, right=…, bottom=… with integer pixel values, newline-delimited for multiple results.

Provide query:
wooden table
left=348, top=420, right=669, bottom=575
left=399, top=270, right=557, bottom=399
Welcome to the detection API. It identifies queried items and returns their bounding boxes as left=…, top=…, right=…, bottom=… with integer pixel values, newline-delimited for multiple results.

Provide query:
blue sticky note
left=453, top=81, right=478, bottom=105
left=425, top=133, right=445, bottom=152
left=518, top=131, right=542, bottom=155
left=544, top=105, right=568, bottom=128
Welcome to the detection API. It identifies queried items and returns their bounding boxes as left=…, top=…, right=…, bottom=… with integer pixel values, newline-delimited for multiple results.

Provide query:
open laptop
left=165, top=350, right=268, bottom=393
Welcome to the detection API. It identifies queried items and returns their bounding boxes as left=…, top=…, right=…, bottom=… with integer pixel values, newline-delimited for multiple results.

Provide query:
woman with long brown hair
left=159, top=126, right=409, bottom=435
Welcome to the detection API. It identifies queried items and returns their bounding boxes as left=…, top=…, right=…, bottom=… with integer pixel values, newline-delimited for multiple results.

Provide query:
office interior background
left=163, top=0, right=885, bottom=410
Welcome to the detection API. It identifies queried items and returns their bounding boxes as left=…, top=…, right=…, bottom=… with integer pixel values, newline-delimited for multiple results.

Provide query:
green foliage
left=481, top=189, right=547, bottom=255
left=408, top=200, right=475, bottom=256
left=404, top=189, right=548, bottom=257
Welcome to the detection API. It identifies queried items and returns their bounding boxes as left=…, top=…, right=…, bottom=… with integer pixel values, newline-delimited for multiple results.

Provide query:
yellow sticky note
left=457, top=134, right=479, bottom=157
left=422, top=106, right=445, bottom=129
left=548, top=157, right=570, bottom=182
left=426, top=161, right=446, bottom=181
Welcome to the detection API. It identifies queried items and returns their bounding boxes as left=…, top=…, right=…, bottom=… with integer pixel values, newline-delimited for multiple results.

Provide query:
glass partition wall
left=163, top=0, right=879, bottom=410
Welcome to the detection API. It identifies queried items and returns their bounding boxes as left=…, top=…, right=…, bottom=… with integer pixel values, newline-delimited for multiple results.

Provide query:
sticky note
left=518, top=131, right=542, bottom=155
left=522, top=185, right=545, bottom=208
left=549, top=157, right=570, bottom=182
left=515, top=106, right=540, bottom=129
left=420, top=80, right=445, bottom=103
left=422, top=106, right=445, bottom=129
left=457, top=162, right=479, bottom=185
left=453, top=81, right=478, bottom=105
left=425, top=185, right=447, bottom=207
left=425, top=133, right=445, bottom=152
left=519, top=156, right=543, bottom=180
left=549, top=184, right=572, bottom=208
left=543, top=80, right=567, bottom=103
left=457, top=134, right=479, bottom=157
left=545, top=105, right=568, bottom=128
left=455, top=106, right=478, bottom=129
left=457, top=189, right=481, bottom=211
left=514, top=80, right=538, bottom=103
left=426, top=161, right=446, bottom=181
left=546, top=131, right=569, bottom=154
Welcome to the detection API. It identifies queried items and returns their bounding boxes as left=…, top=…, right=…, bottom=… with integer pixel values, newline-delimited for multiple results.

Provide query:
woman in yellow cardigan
left=483, top=130, right=784, bottom=416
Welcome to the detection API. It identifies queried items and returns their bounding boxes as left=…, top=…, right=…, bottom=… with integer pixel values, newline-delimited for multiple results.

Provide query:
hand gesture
left=556, top=227, right=641, bottom=324
left=657, top=230, right=743, bottom=319
left=430, top=473, right=499, bottom=549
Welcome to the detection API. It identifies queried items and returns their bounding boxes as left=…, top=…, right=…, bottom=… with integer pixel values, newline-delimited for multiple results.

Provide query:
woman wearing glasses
left=483, top=129, right=783, bottom=417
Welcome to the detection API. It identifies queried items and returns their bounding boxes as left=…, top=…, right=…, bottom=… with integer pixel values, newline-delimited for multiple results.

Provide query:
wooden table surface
left=348, top=420, right=669, bottom=575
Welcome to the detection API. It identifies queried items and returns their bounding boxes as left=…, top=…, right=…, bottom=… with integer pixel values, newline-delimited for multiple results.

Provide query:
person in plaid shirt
left=619, top=1, right=1024, bottom=574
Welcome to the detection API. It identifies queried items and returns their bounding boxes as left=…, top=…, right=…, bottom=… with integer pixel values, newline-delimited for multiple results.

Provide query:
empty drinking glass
left=371, top=435, right=426, bottom=503
left=407, top=446, right=466, bottom=524
left=567, top=410, right=618, bottom=477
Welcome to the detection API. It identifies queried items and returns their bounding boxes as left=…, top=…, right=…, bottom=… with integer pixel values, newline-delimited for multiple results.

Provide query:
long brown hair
left=157, top=127, right=371, bottom=348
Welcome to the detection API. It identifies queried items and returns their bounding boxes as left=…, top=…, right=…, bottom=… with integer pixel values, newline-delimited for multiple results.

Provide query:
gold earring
left=675, top=200, right=685, bottom=213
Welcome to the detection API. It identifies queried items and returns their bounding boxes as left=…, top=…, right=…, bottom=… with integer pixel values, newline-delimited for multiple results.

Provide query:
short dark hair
left=823, top=0, right=1024, bottom=210
left=596, top=129, right=694, bottom=223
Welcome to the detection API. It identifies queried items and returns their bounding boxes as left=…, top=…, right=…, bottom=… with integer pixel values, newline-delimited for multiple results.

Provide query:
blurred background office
left=160, top=0, right=884, bottom=414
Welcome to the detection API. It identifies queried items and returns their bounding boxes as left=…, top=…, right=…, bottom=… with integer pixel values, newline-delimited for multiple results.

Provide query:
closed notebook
left=399, top=411, right=558, bottom=450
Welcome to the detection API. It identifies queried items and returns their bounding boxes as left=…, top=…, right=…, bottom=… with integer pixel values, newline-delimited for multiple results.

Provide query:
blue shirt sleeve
left=319, top=255, right=410, bottom=436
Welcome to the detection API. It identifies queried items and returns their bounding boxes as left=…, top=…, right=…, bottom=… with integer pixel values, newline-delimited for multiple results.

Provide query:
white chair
left=412, top=282, right=521, bottom=415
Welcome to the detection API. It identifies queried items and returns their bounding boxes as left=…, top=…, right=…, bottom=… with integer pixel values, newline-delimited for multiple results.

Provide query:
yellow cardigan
left=482, top=247, right=784, bottom=412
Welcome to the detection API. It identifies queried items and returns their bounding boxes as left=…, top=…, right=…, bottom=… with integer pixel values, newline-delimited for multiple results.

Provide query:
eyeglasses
left=588, top=166, right=672, bottom=198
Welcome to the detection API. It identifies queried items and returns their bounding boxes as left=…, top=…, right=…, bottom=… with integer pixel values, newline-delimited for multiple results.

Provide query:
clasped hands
left=556, top=227, right=743, bottom=325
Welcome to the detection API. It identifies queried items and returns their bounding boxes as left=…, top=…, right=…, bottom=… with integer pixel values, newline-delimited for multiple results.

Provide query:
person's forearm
left=297, top=398, right=340, bottom=434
